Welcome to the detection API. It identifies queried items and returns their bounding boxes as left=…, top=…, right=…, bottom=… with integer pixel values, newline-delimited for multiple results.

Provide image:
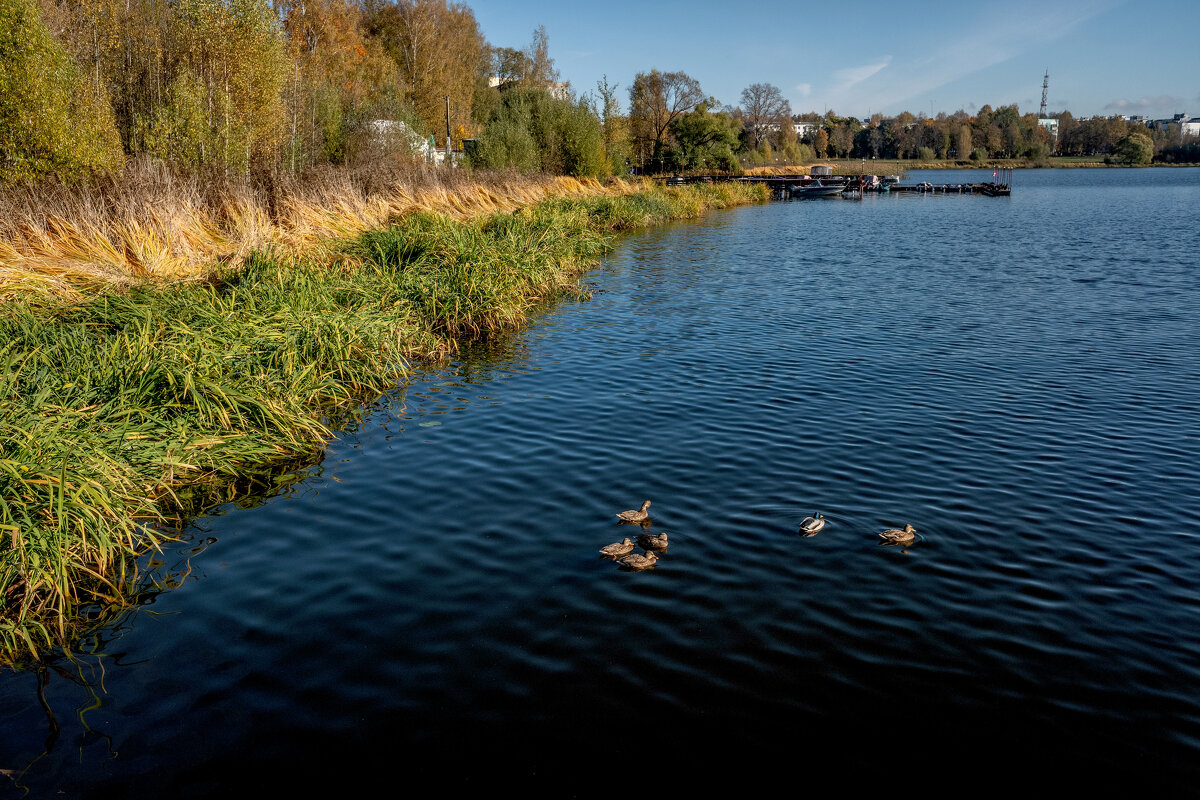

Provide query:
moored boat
left=789, top=180, right=844, bottom=198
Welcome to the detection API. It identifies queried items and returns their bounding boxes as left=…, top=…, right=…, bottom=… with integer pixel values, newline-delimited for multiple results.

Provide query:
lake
left=3, top=168, right=1199, bottom=795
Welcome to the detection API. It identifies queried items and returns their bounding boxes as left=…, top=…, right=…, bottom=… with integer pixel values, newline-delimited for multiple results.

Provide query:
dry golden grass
left=0, top=159, right=645, bottom=301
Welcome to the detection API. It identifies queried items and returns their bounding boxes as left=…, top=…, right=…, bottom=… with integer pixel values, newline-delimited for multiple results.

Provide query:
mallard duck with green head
left=800, top=513, right=826, bottom=536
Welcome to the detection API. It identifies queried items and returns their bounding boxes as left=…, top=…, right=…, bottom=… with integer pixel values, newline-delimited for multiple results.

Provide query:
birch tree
left=365, top=0, right=483, bottom=146
left=0, top=0, right=124, bottom=182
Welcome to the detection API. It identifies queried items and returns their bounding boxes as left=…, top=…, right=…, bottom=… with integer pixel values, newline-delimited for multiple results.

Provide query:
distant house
left=1037, top=118, right=1059, bottom=138
left=487, top=75, right=571, bottom=101
left=793, top=122, right=818, bottom=138
left=369, top=120, right=435, bottom=162
left=1152, top=113, right=1200, bottom=136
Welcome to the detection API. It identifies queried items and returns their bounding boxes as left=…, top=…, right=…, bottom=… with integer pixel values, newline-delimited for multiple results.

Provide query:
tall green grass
left=0, top=181, right=766, bottom=662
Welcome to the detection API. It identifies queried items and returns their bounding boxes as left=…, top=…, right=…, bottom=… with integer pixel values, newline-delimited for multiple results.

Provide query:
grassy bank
left=0, top=179, right=768, bottom=663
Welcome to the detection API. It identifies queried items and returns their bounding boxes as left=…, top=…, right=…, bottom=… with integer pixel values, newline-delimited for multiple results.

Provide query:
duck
left=637, top=531, right=668, bottom=550
left=600, top=537, right=635, bottom=557
left=878, top=523, right=917, bottom=545
left=618, top=551, right=658, bottom=570
left=616, top=500, right=652, bottom=524
left=799, top=513, right=826, bottom=536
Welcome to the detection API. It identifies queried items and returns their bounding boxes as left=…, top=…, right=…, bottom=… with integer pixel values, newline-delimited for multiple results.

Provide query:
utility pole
left=445, top=96, right=451, bottom=166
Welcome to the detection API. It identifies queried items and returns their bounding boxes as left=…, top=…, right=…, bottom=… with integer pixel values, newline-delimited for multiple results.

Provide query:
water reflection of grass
left=0, top=181, right=767, bottom=662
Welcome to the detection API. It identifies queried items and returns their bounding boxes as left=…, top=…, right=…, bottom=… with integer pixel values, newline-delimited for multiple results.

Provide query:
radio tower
left=1039, top=70, right=1049, bottom=117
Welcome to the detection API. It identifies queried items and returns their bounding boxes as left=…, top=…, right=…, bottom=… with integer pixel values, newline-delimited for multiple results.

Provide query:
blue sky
left=472, top=0, right=1200, bottom=120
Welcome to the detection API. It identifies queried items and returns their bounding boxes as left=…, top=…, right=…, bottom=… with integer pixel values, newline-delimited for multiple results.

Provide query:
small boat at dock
left=789, top=180, right=844, bottom=198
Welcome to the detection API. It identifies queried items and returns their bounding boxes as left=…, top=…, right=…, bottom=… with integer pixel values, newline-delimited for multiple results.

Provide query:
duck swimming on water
left=617, top=500, right=652, bottom=524
left=618, top=551, right=659, bottom=571
left=637, top=531, right=668, bottom=550
left=878, top=523, right=917, bottom=545
left=800, top=513, right=826, bottom=536
left=600, top=538, right=635, bottom=557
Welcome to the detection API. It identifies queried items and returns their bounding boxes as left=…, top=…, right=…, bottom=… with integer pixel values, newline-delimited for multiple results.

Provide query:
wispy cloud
left=794, top=83, right=812, bottom=97
left=796, top=0, right=1120, bottom=115
left=831, top=59, right=892, bottom=91
left=1104, top=95, right=1183, bottom=114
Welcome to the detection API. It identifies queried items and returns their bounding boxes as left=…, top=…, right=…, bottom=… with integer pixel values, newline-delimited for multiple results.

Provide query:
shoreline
left=743, top=158, right=1200, bottom=176
left=0, top=180, right=768, bottom=663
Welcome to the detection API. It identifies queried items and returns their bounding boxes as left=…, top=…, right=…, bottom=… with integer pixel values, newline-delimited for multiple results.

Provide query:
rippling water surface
left=4, top=168, right=1200, bottom=795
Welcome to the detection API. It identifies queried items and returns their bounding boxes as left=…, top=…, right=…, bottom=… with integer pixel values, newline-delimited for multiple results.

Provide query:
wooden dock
left=661, top=169, right=1012, bottom=198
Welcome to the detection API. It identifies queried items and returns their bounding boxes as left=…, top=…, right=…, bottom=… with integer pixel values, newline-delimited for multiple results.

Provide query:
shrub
left=469, top=89, right=606, bottom=178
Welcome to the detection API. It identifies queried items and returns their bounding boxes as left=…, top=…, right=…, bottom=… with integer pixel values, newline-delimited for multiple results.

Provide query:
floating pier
left=661, top=168, right=1013, bottom=198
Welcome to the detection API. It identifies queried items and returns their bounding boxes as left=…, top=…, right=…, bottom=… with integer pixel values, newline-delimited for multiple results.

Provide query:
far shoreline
left=743, top=158, right=1200, bottom=176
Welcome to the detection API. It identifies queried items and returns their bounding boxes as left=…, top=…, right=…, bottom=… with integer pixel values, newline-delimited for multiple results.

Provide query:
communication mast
left=1039, top=70, right=1050, bottom=117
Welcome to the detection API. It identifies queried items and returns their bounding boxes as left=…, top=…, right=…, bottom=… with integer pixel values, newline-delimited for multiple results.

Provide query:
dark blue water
left=4, top=168, right=1200, bottom=796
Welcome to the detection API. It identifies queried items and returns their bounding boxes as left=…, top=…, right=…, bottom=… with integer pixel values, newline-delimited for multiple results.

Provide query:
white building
left=369, top=120, right=436, bottom=162
left=1151, top=113, right=1200, bottom=136
left=487, top=76, right=571, bottom=101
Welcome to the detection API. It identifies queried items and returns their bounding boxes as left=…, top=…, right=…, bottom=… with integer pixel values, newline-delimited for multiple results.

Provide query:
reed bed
left=0, top=179, right=767, bottom=662
left=0, top=159, right=640, bottom=302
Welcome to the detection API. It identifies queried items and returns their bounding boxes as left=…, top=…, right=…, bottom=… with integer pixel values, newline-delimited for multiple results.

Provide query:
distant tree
left=140, top=0, right=289, bottom=173
left=628, top=69, right=705, bottom=171
left=984, top=124, right=1004, bottom=157
left=1113, top=131, right=1153, bottom=165
left=739, top=82, right=791, bottom=150
left=813, top=127, right=828, bottom=158
left=955, top=125, right=972, bottom=159
left=865, top=124, right=884, bottom=158
left=1054, top=111, right=1076, bottom=154
left=0, top=0, right=124, bottom=182
left=829, top=121, right=855, bottom=157
left=592, top=75, right=629, bottom=175
left=280, top=0, right=402, bottom=169
left=487, top=25, right=559, bottom=92
left=365, top=0, right=484, bottom=147
left=522, top=24, right=559, bottom=90
left=669, top=104, right=741, bottom=173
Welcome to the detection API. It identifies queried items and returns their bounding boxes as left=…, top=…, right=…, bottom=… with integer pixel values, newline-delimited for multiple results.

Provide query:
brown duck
left=878, top=523, right=917, bottom=545
left=637, top=531, right=668, bottom=550
left=618, top=551, right=659, bottom=571
left=600, top=538, right=635, bottom=557
left=616, top=500, right=652, bottom=524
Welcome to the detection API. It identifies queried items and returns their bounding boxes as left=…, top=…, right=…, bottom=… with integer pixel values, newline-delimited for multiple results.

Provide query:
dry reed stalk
left=0, top=161, right=645, bottom=301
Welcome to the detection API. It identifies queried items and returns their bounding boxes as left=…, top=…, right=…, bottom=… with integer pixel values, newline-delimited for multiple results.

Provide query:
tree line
left=2, top=0, right=1195, bottom=186
left=1, top=0, right=569, bottom=183
left=782, top=106, right=1189, bottom=165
